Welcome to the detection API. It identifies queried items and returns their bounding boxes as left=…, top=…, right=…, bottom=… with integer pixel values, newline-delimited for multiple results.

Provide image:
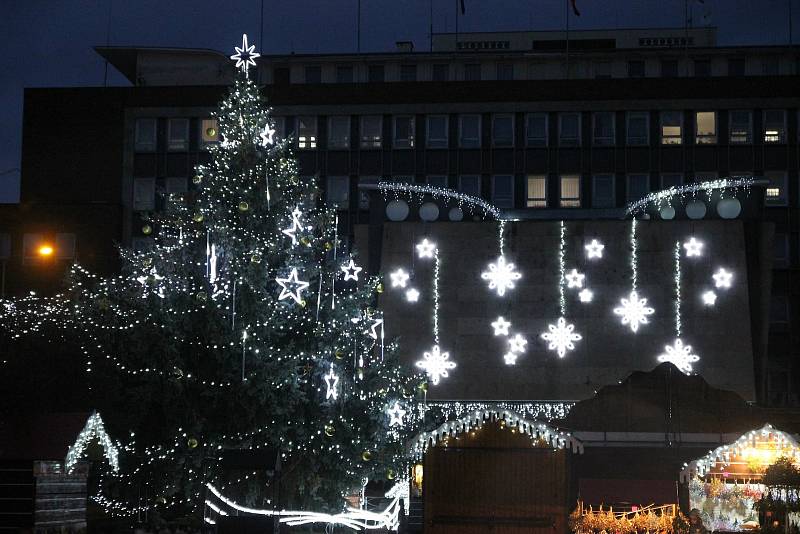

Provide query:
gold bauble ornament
left=195, top=291, right=207, bottom=301
left=324, top=242, right=333, bottom=251
left=142, top=224, right=153, bottom=235
left=300, top=236, right=311, bottom=246
left=324, top=424, right=335, bottom=437
left=156, top=497, right=167, bottom=505
left=334, top=349, right=344, bottom=360
left=187, top=438, right=198, bottom=449
left=172, top=368, right=184, bottom=379
left=419, top=382, right=428, bottom=392
left=376, top=283, right=384, bottom=294
left=250, top=253, right=262, bottom=263
left=206, top=127, right=217, bottom=138
left=142, top=257, right=152, bottom=267
left=386, top=469, right=395, bottom=480
left=362, top=451, right=372, bottom=462
left=238, top=201, right=250, bottom=212
left=192, top=212, right=204, bottom=223
left=300, top=299, right=307, bottom=308
left=192, top=175, right=202, bottom=184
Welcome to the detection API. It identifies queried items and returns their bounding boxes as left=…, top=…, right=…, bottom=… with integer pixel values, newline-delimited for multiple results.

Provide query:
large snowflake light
left=613, top=290, right=655, bottom=333
left=657, top=338, right=700, bottom=374
left=481, top=255, right=522, bottom=296
left=540, top=317, right=582, bottom=358
left=415, top=345, right=456, bottom=385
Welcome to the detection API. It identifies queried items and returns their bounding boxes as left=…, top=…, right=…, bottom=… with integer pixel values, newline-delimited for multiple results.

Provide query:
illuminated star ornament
left=613, top=290, right=655, bottom=333
left=323, top=364, right=339, bottom=400
left=405, top=288, right=420, bottom=302
left=683, top=237, right=704, bottom=257
left=340, top=259, right=362, bottom=281
left=367, top=318, right=384, bottom=340
left=491, top=316, right=511, bottom=336
left=281, top=207, right=304, bottom=245
left=564, top=268, right=585, bottom=289
left=416, top=238, right=436, bottom=259
left=387, top=402, right=406, bottom=427
left=259, top=123, right=276, bottom=147
left=702, top=290, right=717, bottom=306
left=230, top=33, right=260, bottom=78
left=275, top=268, right=310, bottom=304
left=585, top=239, right=605, bottom=259
left=713, top=268, right=733, bottom=289
left=503, top=352, right=518, bottom=365
left=415, top=345, right=456, bottom=385
left=390, top=268, right=410, bottom=288
left=508, top=334, right=527, bottom=353
left=657, top=338, right=700, bottom=375
left=540, top=317, right=582, bottom=358
left=578, top=288, right=594, bottom=303
left=481, top=256, right=522, bottom=296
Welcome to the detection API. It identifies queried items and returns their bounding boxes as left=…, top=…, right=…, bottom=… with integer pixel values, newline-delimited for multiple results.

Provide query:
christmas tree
left=1, top=38, right=423, bottom=520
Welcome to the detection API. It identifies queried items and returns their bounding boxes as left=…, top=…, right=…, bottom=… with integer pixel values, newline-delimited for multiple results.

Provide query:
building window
left=55, top=233, right=76, bottom=260
left=525, top=113, right=548, bottom=146
left=400, top=64, right=417, bottom=82
left=559, top=175, right=581, bottom=207
left=272, top=117, right=286, bottom=140
left=660, top=111, right=683, bottom=145
left=763, top=110, right=786, bottom=143
left=558, top=113, right=581, bottom=146
left=459, top=115, right=481, bottom=148
left=305, top=66, right=322, bottom=84
left=661, top=59, right=679, bottom=77
left=497, top=63, right=514, bottom=80
left=728, top=57, right=745, bottom=76
left=627, top=173, right=650, bottom=203
left=526, top=175, right=547, bottom=207
left=492, top=114, right=514, bottom=147
left=464, top=63, right=481, bottom=81
left=200, top=118, right=219, bottom=146
left=165, top=177, right=187, bottom=194
left=458, top=175, right=481, bottom=197
left=297, top=116, right=317, bottom=149
left=695, top=111, right=717, bottom=144
left=23, top=233, right=44, bottom=261
left=360, top=116, right=382, bottom=148
left=729, top=110, right=752, bottom=144
left=774, top=232, right=789, bottom=268
left=393, top=116, right=415, bottom=148
left=764, top=171, right=788, bottom=206
left=592, top=112, right=615, bottom=146
left=326, top=176, right=350, bottom=208
left=358, top=176, right=378, bottom=210
left=763, top=57, right=780, bottom=76
left=336, top=65, right=353, bottom=83
left=135, top=118, right=157, bottom=152
left=368, top=65, right=385, bottom=82
left=133, top=177, right=155, bottom=211
left=594, top=61, right=611, bottom=79
left=694, top=59, right=711, bottom=77
left=626, top=112, right=649, bottom=145
left=328, top=116, right=350, bottom=149
left=167, top=118, right=189, bottom=151
left=432, top=64, right=449, bottom=81
left=426, top=115, right=448, bottom=148
left=426, top=175, right=448, bottom=188
left=660, top=173, right=683, bottom=190
left=628, top=60, right=645, bottom=78
left=592, top=174, right=615, bottom=208
left=492, top=175, right=514, bottom=208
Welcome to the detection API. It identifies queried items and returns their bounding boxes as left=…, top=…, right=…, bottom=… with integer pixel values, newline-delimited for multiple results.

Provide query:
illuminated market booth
left=680, top=424, right=800, bottom=532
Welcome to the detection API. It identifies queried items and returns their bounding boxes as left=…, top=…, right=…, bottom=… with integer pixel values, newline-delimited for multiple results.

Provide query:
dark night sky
left=1, top=0, right=794, bottom=202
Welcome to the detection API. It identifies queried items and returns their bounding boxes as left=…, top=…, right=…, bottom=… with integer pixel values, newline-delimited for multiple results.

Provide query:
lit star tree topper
left=230, top=33, right=261, bottom=79
left=415, top=345, right=456, bottom=385
left=613, top=290, right=655, bottom=333
left=657, top=338, right=700, bottom=374
left=481, top=256, right=522, bottom=296
left=540, top=317, right=582, bottom=358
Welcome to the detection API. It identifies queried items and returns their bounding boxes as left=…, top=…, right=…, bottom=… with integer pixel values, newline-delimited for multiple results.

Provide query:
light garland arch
left=65, top=412, right=120, bottom=474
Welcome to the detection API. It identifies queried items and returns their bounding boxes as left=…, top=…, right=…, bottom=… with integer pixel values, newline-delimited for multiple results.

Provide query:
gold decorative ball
left=250, top=253, right=262, bottom=263
left=192, top=212, right=204, bottom=223
left=386, top=469, right=395, bottom=480
left=142, top=224, right=153, bottom=235
left=156, top=497, right=167, bottom=505
left=206, top=127, right=217, bottom=138
left=376, top=283, right=384, bottom=294
left=195, top=291, right=207, bottom=301
left=97, top=297, right=110, bottom=311
left=419, top=382, right=428, bottom=392
left=300, top=236, right=311, bottom=246
left=142, top=257, right=153, bottom=267
left=361, top=451, right=372, bottom=462
left=324, top=424, right=335, bottom=437
left=238, top=201, right=250, bottom=212
left=300, top=299, right=307, bottom=308
left=172, top=368, right=184, bottom=379
left=334, top=349, right=344, bottom=360
left=187, top=438, right=198, bottom=449
left=192, top=175, right=202, bottom=184
left=324, top=241, right=333, bottom=251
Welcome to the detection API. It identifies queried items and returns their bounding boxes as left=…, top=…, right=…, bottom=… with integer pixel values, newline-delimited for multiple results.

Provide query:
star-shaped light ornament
left=323, top=364, right=339, bottom=400
left=281, top=207, right=304, bottom=245
left=702, top=290, right=717, bottom=306
left=508, top=334, right=528, bottom=353
left=367, top=318, right=384, bottom=340
left=578, top=288, right=594, bottom=303
left=405, top=288, right=420, bottom=303
left=657, top=338, right=700, bottom=375
left=491, top=316, right=511, bottom=336
left=416, top=239, right=436, bottom=259
left=503, top=352, right=519, bottom=365
left=683, top=237, right=704, bottom=258
left=481, top=256, right=522, bottom=296
left=564, top=268, right=585, bottom=289
left=613, top=290, right=655, bottom=333
left=387, top=402, right=406, bottom=427
left=540, top=317, right=582, bottom=358
left=585, top=239, right=605, bottom=259
left=415, top=345, right=456, bottom=385
left=230, top=34, right=260, bottom=78
left=341, top=259, right=362, bottom=281
left=713, top=268, right=733, bottom=289
left=390, top=268, right=410, bottom=288
left=259, top=123, right=276, bottom=147
left=275, top=268, right=310, bottom=304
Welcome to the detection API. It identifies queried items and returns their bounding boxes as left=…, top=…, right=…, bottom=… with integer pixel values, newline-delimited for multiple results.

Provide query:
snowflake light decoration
left=540, top=317, right=582, bottom=358
left=503, top=352, right=518, bottom=365
left=508, top=334, right=527, bottom=353
left=481, top=256, right=522, bottom=296
left=387, top=402, right=406, bottom=427
left=657, top=338, right=700, bottom=374
left=405, top=288, right=420, bottom=302
left=564, top=268, right=585, bottom=289
left=585, top=239, right=605, bottom=259
left=415, top=345, right=456, bottom=385
left=713, top=268, right=733, bottom=289
left=340, top=259, right=362, bottom=281
left=491, top=316, right=511, bottom=336
left=390, top=268, right=409, bottom=288
left=613, top=290, right=655, bottom=333
left=416, top=239, right=436, bottom=259
left=230, top=33, right=260, bottom=78
left=683, top=237, right=704, bottom=257
left=275, top=268, right=310, bottom=304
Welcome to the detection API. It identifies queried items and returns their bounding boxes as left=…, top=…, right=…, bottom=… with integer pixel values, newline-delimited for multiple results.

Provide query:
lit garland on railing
left=376, top=181, right=501, bottom=219
left=625, top=176, right=757, bottom=217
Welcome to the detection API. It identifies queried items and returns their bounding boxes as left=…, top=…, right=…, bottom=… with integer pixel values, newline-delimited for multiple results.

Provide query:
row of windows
left=135, top=110, right=794, bottom=152
left=318, top=171, right=792, bottom=212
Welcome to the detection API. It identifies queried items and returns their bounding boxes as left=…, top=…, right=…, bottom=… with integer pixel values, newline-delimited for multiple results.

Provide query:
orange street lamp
left=37, top=244, right=54, bottom=257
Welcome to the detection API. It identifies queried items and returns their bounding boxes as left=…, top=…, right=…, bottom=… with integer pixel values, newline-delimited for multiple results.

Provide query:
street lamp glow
left=38, top=244, right=54, bottom=257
